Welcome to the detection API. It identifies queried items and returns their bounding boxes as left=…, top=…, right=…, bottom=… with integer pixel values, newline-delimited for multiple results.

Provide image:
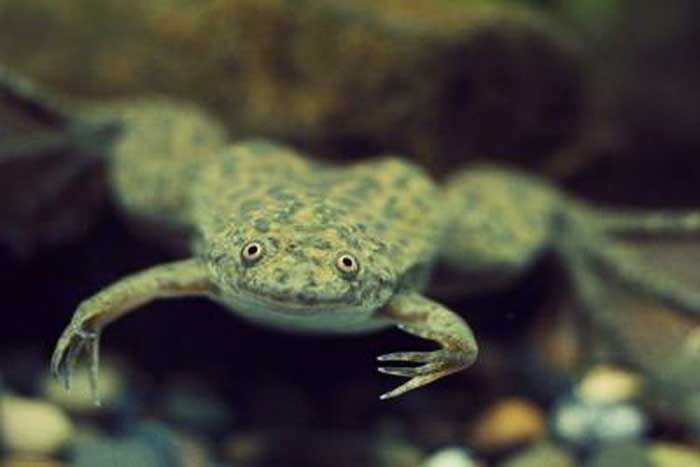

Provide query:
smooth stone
left=499, top=442, right=575, bottom=467
left=468, top=398, right=547, bottom=451
left=422, top=447, right=478, bottom=467
left=552, top=396, right=648, bottom=447
left=375, top=438, right=425, bottom=467
left=71, top=422, right=182, bottom=467
left=0, top=455, right=66, bottom=467
left=162, top=379, right=232, bottom=434
left=649, top=443, right=700, bottom=467
left=172, top=431, right=210, bottom=467
left=222, top=433, right=266, bottom=466
left=0, top=395, right=73, bottom=455
left=585, top=442, right=651, bottom=467
left=576, top=365, right=643, bottom=405
left=41, top=358, right=126, bottom=413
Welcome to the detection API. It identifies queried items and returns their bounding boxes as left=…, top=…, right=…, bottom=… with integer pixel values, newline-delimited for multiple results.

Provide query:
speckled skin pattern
left=441, top=167, right=561, bottom=277
left=192, top=143, right=446, bottom=332
left=51, top=101, right=477, bottom=401
left=46, top=97, right=700, bottom=404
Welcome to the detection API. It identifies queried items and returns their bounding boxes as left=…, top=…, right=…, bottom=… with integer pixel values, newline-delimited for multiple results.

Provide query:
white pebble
left=422, top=447, right=478, bottom=467
left=0, top=395, right=74, bottom=455
left=552, top=397, right=647, bottom=447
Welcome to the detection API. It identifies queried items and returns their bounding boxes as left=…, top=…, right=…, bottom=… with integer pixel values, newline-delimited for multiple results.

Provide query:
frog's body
left=191, top=143, right=446, bottom=333
left=6, top=72, right=700, bottom=403
left=49, top=99, right=476, bottom=401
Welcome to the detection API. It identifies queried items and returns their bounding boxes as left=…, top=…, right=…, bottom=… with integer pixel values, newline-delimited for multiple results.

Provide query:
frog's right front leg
left=50, top=258, right=212, bottom=404
left=377, top=292, right=478, bottom=400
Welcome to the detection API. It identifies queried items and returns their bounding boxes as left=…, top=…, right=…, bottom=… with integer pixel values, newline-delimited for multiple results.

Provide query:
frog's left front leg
left=50, top=258, right=212, bottom=404
left=377, top=292, right=478, bottom=400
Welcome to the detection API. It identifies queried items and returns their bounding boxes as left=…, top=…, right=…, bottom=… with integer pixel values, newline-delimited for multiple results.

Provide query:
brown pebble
left=467, top=398, right=546, bottom=451
left=499, top=442, right=575, bottom=467
left=222, top=433, right=266, bottom=465
left=0, top=455, right=66, bottom=467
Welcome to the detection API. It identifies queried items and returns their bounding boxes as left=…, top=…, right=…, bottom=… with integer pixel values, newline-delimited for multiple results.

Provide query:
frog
left=5, top=69, right=700, bottom=405
left=47, top=105, right=478, bottom=402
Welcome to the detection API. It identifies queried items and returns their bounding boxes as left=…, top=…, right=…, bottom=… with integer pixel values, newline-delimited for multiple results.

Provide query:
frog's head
left=203, top=195, right=398, bottom=326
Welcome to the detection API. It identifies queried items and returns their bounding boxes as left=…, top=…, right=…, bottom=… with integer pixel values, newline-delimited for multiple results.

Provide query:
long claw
left=50, top=325, right=102, bottom=404
left=63, top=333, right=87, bottom=390
left=75, top=329, right=102, bottom=406
left=377, top=349, right=471, bottom=400
left=379, top=371, right=451, bottom=400
left=378, top=362, right=442, bottom=377
left=377, top=351, right=436, bottom=363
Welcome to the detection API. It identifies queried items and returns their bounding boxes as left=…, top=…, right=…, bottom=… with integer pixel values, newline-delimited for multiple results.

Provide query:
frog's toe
left=378, top=362, right=442, bottom=377
left=50, top=326, right=102, bottom=404
left=379, top=371, right=453, bottom=400
left=377, top=349, right=470, bottom=400
left=377, top=351, right=435, bottom=363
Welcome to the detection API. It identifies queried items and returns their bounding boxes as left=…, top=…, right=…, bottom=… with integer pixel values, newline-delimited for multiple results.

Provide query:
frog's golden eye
left=241, top=241, right=264, bottom=264
left=336, top=253, right=359, bottom=276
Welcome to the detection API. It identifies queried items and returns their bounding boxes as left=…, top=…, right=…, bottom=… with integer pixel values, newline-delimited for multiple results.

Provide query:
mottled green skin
left=50, top=100, right=475, bottom=401
left=46, top=97, right=700, bottom=405
left=441, top=166, right=561, bottom=277
left=191, top=141, right=447, bottom=332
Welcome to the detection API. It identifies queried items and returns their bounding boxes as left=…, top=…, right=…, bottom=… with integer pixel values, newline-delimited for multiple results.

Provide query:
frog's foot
left=378, top=293, right=478, bottom=400
left=49, top=259, right=211, bottom=406
left=377, top=346, right=470, bottom=400
left=50, top=323, right=102, bottom=406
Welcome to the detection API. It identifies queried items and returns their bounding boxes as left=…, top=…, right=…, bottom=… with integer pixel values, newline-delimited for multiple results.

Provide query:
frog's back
left=441, top=165, right=561, bottom=276
left=191, top=141, right=446, bottom=284
left=323, top=156, right=446, bottom=278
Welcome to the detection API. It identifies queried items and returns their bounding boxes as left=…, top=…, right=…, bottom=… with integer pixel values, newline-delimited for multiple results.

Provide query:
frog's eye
left=241, top=241, right=264, bottom=264
left=336, top=253, right=360, bottom=276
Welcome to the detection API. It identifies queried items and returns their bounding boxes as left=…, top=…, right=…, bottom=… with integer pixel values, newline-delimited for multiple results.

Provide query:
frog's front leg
left=50, top=258, right=212, bottom=404
left=377, top=292, right=478, bottom=400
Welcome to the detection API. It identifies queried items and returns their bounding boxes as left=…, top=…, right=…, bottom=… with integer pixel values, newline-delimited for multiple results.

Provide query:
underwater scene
left=1, top=0, right=700, bottom=466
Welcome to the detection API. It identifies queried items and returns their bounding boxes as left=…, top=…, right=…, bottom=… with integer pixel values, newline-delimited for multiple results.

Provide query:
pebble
left=222, top=433, right=266, bottom=466
left=0, top=455, right=66, bottom=467
left=576, top=365, right=643, bottom=405
left=551, top=396, right=648, bottom=448
left=0, top=395, right=73, bottom=455
left=41, top=359, right=126, bottom=413
left=162, top=379, right=233, bottom=434
left=468, top=398, right=546, bottom=451
left=422, top=447, right=478, bottom=467
left=172, top=431, right=210, bottom=467
left=585, top=442, right=651, bottom=467
left=71, top=422, right=183, bottom=467
left=499, top=442, right=575, bottom=467
left=649, top=442, right=700, bottom=467
left=375, top=438, right=426, bottom=467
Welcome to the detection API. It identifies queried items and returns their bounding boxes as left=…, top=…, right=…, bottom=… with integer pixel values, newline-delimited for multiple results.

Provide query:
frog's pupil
left=248, top=245, right=259, bottom=255
left=342, top=257, right=353, bottom=267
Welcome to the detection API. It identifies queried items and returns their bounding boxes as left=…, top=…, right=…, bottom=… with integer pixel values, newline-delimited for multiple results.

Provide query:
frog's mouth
left=231, top=286, right=357, bottom=316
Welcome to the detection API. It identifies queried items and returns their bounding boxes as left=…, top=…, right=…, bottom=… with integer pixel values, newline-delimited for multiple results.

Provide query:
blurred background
left=1, top=0, right=700, bottom=466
